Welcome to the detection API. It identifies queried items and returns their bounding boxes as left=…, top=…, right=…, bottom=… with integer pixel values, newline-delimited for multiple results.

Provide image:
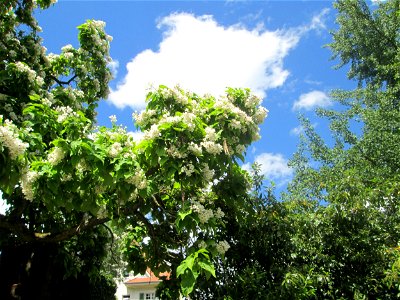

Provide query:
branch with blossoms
left=0, top=5, right=268, bottom=296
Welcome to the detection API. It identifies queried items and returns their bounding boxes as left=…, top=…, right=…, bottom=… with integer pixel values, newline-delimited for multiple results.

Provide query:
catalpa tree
left=0, top=0, right=268, bottom=297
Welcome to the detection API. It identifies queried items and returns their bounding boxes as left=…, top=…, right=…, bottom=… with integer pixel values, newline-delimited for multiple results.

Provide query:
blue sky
left=31, top=0, right=363, bottom=196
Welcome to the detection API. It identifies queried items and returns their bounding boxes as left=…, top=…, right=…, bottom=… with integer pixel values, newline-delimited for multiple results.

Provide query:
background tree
left=281, top=0, right=400, bottom=298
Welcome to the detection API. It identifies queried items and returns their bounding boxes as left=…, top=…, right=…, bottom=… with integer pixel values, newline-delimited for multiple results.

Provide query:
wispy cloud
left=309, top=8, right=330, bottom=31
left=108, top=59, right=119, bottom=78
left=292, top=90, right=332, bottom=111
left=108, top=13, right=304, bottom=110
left=290, top=125, right=304, bottom=136
left=243, top=152, right=292, bottom=184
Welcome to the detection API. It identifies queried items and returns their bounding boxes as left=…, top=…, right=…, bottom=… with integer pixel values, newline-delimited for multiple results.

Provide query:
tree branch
left=50, top=74, right=78, bottom=86
left=0, top=213, right=110, bottom=243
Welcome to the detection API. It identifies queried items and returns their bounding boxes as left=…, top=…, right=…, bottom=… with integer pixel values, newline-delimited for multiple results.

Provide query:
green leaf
left=198, top=259, right=216, bottom=278
left=180, top=271, right=196, bottom=296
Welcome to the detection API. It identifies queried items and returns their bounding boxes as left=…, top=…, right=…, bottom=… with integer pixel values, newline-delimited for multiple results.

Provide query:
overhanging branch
left=0, top=213, right=110, bottom=243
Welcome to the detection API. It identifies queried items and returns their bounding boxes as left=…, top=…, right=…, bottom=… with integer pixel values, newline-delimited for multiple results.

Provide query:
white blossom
left=235, top=144, right=246, bottom=154
left=253, top=107, right=269, bottom=124
left=0, top=119, right=29, bottom=160
left=191, top=201, right=214, bottom=224
left=20, top=169, right=40, bottom=201
left=204, top=127, right=217, bottom=142
left=181, top=163, right=195, bottom=176
left=198, top=240, right=207, bottom=249
left=143, top=124, right=160, bottom=140
left=47, top=147, right=65, bottom=165
left=245, top=95, right=261, bottom=108
left=187, top=142, right=202, bottom=156
left=182, top=112, right=196, bottom=131
left=109, top=142, right=123, bottom=158
left=76, top=159, right=89, bottom=173
left=166, top=144, right=187, bottom=158
left=61, top=44, right=74, bottom=52
left=109, top=115, right=117, bottom=123
left=201, top=141, right=223, bottom=155
left=61, top=173, right=73, bottom=182
left=202, top=164, right=215, bottom=182
left=63, top=52, right=74, bottom=59
left=216, top=240, right=230, bottom=255
left=215, top=207, right=225, bottom=219
left=126, top=169, right=147, bottom=190
left=55, top=106, right=78, bottom=123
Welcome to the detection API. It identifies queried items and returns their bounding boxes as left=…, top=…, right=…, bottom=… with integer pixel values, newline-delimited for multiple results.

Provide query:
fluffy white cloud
left=243, top=152, right=292, bottom=181
left=292, top=90, right=332, bottom=111
left=108, top=13, right=303, bottom=110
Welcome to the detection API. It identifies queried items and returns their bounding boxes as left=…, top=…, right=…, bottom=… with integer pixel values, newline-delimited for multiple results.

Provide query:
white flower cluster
left=182, top=112, right=196, bottom=131
left=200, top=126, right=224, bottom=155
left=160, top=87, right=174, bottom=99
left=42, top=97, right=53, bottom=107
left=109, top=142, right=123, bottom=158
left=245, top=94, right=262, bottom=108
left=166, top=144, right=187, bottom=158
left=0, top=119, right=29, bottom=160
left=87, top=20, right=110, bottom=55
left=63, top=52, right=74, bottom=60
left=61, top=44, right=74, bottom=52
left=55, top=106, right=78, bottom=123
left=191, top=201, right=214, bottom=224
left=198, top=240, right=207, bottom=249
left=187, top=142, right=202, bottom=156
left=10, top=62, right=44, bottom=86
left=143, top=124, right=160, bottom=140
left=215, top=207, right=225, bottom=219
left=235, top=144, right=246, bottom=154
left=20, top=169, right=40, bottom=201
left=132, top=109, right=157, bottom=127
left=91, top=20, right=106, bottom=30
left=173, top=89, right=188, bottom=105
left=181, top=163, right=195, bottom=176
left=201, top=163, right=214, bottom=182
left=126, top=169, right=147, bottom=190
left=159, top=114, right=181, bottom=126
left=109, top=115, right=117, bottom=123
left=61, top=173, right=73, bottom=182
left=47, top=147, right=65, bottom=165
left=76, top=159, right=89, bottom=173
left=253, top=107, right=269, bottom=124
left=200, top=141, right=223, bottom=155
left=204, top=127, right=217, bottom=142
left=216, top=240, right=230, bottom=255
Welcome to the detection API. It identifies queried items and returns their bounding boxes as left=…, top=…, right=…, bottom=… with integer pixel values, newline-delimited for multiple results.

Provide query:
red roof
left=125, top=269, right=170, bottom=285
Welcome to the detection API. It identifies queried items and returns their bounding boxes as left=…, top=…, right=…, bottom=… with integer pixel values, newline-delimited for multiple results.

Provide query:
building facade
left=115, top=269, right=169, bottom=300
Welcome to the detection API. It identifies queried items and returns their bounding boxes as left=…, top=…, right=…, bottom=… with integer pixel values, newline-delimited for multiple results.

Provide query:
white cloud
left=108, top=59, right=119, bottom=78
left=127, top=130, right=144, bottom=142
left=243, top=152, right=292, bottom=181
left=108, top=13, right=302, bottom=110
left=290, top=125, right=304, bottom=136
left=309, top=8, right=330, bottom=31
left=292, top=90, right=332, bottom=111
